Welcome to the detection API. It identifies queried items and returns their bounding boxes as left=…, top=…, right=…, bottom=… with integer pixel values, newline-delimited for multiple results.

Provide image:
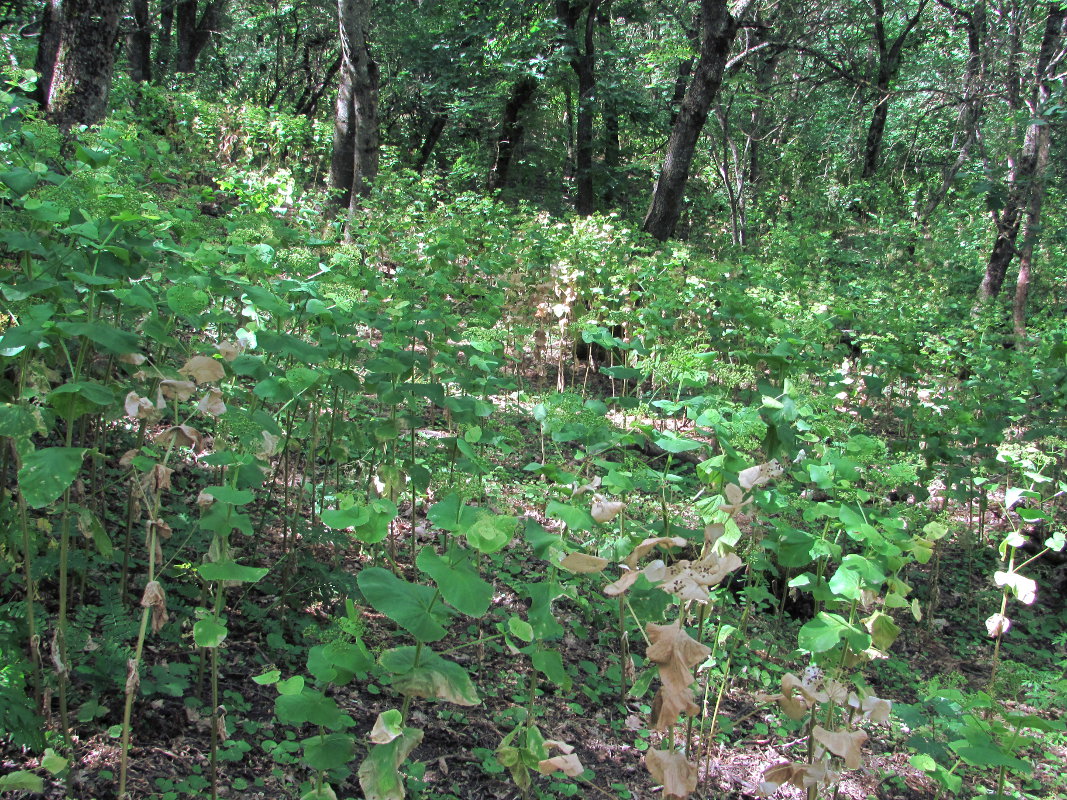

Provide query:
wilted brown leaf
left=198, top=388, right=226, bottom=417
left=159, top=379, right=196, bottom=401
left=536, top=754, right=584, bottom=777
left=623, top=536, right=688, bottom=569
left=560, top=552, right=610, bottom=574
left=178, top=355, right=225, bottom=384
left=812, top=726, right=867, bottom=769
left=645, top=748, right=698, bottom=799
left=646, top=621, right=711, bottom=729
left=156, top=425, right=204, bottom=452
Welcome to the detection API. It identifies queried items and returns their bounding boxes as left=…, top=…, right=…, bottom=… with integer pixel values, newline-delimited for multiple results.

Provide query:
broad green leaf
left=276, top=688, right=348, bottom=730
left=863, top=611, right=901, bottom=650
left=47, top=381, right=115, bottom=421
left=18, top=447, right=87, bottom=508
left=302, top=733, right=356, bottom=771
left=306, top=641, right=373, bottom=686
left=949, top=739, right=1030, bottom=772
left=798, top=612, right=870, bottom=654
left=508, top=616, right=534, bottom=642
left=56, top=321, right=140, bottom=354
left=358, top=727, right=424, bottom=800
left=379, top=646, right=480, bottom=706
left=202, top=486, right=255, bottom=505
left=253, top=670, right=281, bottom=685
left=532, top=649, right=572, bottom=691
left=41, top=748, right=68, bottom=775
left=416, top=546, right=492, bottom=618
left=545, top=500, right=595, bottom=532
left=192, top=618, right=227, bottom=648
left=166, top=285, right=210, bottom=318
left=276, top=675, right=305, bottom=695
left=652, top=433, right=704, bottom=453
left=0, top=167, right=39, bottom=196
left=464, top=513, right=516, bottom=554
left=0, top=771, right=44, bottom=792
left=357, top=568, right=449, bottom=642
left=198, top=560, right=268, bottom=584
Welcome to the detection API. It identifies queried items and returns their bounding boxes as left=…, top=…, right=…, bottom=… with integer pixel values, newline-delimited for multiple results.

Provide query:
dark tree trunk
left=861, top=0, right=928, bottom=179
left=294, top=52, right=341, bottom=117
left=980, top=2, right=1064, bottom=301
left=31, top=0, right=61, bottom=108
left=415, top=112, right=448, bottom=173
left=598, top=1, right=620, bottom=205
left=41, top=0, right=123, bottom=129
left=557, top=0, right=599, bottom=216
left=642, top=0, right=737, bottom=241
left=488, top=75, right=537, bottom=192
left=175, top=0, right=224, bottom=73
left=128, top=0, right=152, bottom=83
left=158, top=0, right=175, bottom=76
left=330, top=0, right=378, bottom=228
left=920, top=0, right=987, bottom=225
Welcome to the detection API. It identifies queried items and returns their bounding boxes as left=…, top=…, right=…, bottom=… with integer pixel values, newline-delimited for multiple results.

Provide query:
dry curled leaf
left=571, top=475, right=601, bottom=498
left=142, top=464, right=173, bottom=494
left=198, top=387, right=227, bottom=417
left=645, top=748, right=698, bottom=799
left=124, top=391, right=157, bottom=420
left=141, top=580, right=169, bottom=634
left=603, top=569, right=642, bottom=597
left=125, top=658, right=140, bottom=695
left=197, top=490, right=215, bottom=509
left=119, top=449, right=139, bottom=469
left=156, top=425, right=204, bottom=452
left=656, top=552, right=743, bottom=604
left=624, top=536, right=688, bottom=569
left=178, top=355, right=225, bottom=384
left=560, top=552, right=610, bottom=574
left=370, top=712, right=400, bottom=744
left=812, top=726, right=867, bottom=769
left=738, top=460, right=784, bottom=490
left=259, top=430, right=283, bottom=458
left=719, top=482, right=751, bottom=515
left=119, top=352, right=147, bottom=366
left=646, top=622, right=711, bottom=729
left=215, top=340, right=243, bottom=361
left=590, top=496, right=625, bottom=523
left=158, top=379, right=196, bottom=401
left=537, top=754, right=584, bottom=777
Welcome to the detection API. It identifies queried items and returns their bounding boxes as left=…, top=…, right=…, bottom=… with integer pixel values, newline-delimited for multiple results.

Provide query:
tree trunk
left=557, top=0, right=599, bottom=216
left=128, top=0, right=152, bottom=83
left=41, top=0, right=123, bottom=129
left=861, top=0, right=928, bottom=179
left=642, top=0, right=737, bottom=241
left=488, top=75, right=537, bottom=192
left=415, top=112, right=448, bottom=173
left=32, top=0, right=62, bottom=108
left=158, top=0, right=175, bottom=76
left=979, top=2, right=1064, bottom=301
left=294, top=52, right=341, bottom=117
left=176, top=0, right=225, bottom=73
left=330, top=0, right=378, bottom=226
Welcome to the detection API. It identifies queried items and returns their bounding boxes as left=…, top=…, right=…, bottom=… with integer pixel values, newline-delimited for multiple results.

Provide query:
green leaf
left=464, top=513, right=516, bottom=554
left=949, top=739, right=1030, bottom=772
left=508, top=616, right=534, bottom=642
left=306, top=641, right=373, bottom=686
left=276, top=688, right=348, bottom=730
left=18, top=447, right=87, bottom=508
left=863, top=611, right=901, bottom=650
left=276, top=675, right=305, bottom=695
left=798, top=612, right=870, bottom=654
left=252, top=670, right=281, bottom=686
left=198, top=560, right=268, bottom=584
left=302, top=733, right=356, bottom=771
left=193, top=617, right=228, bottom=648
left=652, top=433, right=704, bottom=453
left=358, top=727, right=424, bottom=800
left=546, top=500, right=595, bottom=532
left=380, top=646, right=480, bottom=706
left=532, top=649, right=572, bottom=691
left=416, top=546, right=492, bottom=618
left=0, top=167, right=39, bottom=196
left=202, top=486, right=255, bottom=505
left=41, top=748, right=68, bottom=775
left=0, top=771, right=44, bottom=792
left=357, top=568, right=449, bottom=642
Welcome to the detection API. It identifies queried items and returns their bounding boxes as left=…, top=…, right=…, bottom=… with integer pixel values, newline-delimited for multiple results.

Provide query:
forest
left=0, top=0, right=1065, bottom=798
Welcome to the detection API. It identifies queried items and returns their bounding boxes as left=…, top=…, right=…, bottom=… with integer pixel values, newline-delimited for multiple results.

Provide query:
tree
left=860, top=0, right=928, bottom=179
left=642, top=0, right=740, bottom=241
left=175, top=0, right=226, bottom=73
left=979, top=1, right=1065, bottom=309
left=34, top=0, right=124, bottom=128
left=557, top=0, right=600, bottom=215
left=128, top=0, right=152, bottom=83
left=330, top=0, right=379, bottom=231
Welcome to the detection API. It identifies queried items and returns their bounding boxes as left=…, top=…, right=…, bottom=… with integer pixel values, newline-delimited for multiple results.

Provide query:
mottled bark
left=642, top=0, right=737, bottom=241
left=41, top=0, right=123, bottom=129
left=294, top=52, right=341, bottom=117
left=488, top=75, right=537, bottom=192
left=128, top=0, right=152, bottom=83
left=330, top=0, right=378, bottom=226
left=31, top=0, right=61, bottom=108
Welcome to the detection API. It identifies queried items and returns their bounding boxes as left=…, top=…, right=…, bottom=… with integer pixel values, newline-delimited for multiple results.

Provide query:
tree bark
left=40, top=0, right=123, bottom=129
left=330, top=0, right=378, bottom=226
left=642, top=0, right=738, bottom=241
left=294, top=52, right=341, bottom=117
left=127, top=0, right=152, bottom=83
left=979, top=2, right=1064, bottom=301
left=598, top=1, right=620, bottom=205
left=488, top=75, right=537, bottom=192
left=158, top=0, right=175, bottom=76
left=415, top=112, right=448, bottom=173
left=556, top=0, right=599, bottom=216
left=31, top=0, right=61, bottom=108
left=175, top=0, right=225, bottom=73
left=861, top=0, right=928, bottom=179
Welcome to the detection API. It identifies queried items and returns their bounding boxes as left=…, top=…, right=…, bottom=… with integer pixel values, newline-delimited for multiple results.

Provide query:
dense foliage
left=1, top=2, right=1066, bottom=799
